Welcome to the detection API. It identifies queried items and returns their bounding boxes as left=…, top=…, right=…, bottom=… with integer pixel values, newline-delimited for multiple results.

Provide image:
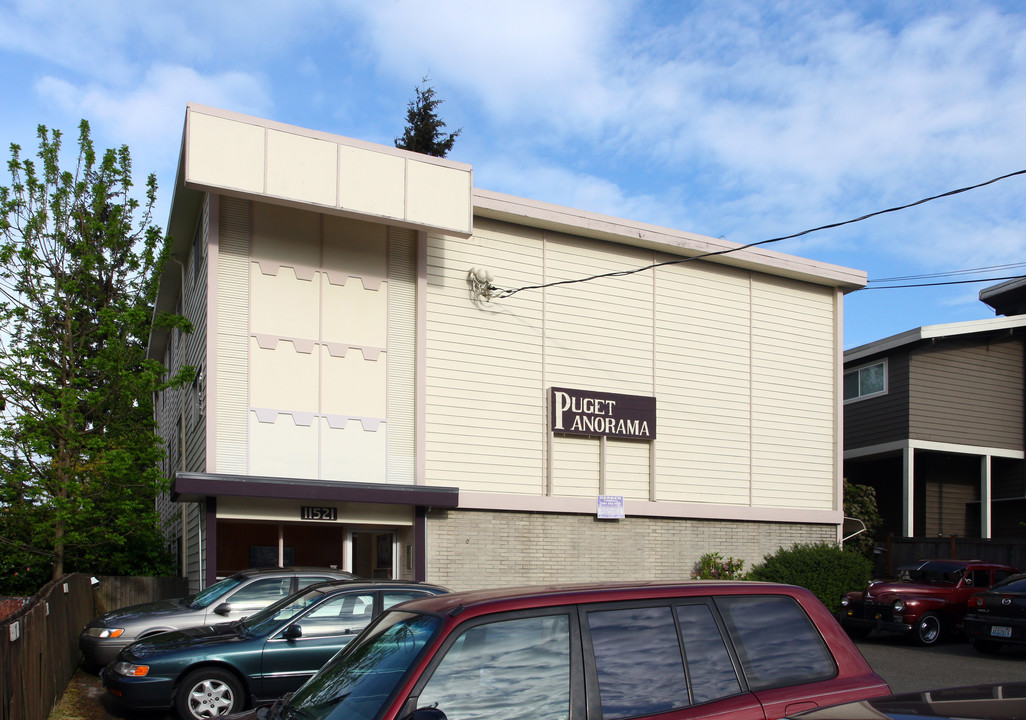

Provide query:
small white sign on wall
left=597, top=495, right=625, bottom=519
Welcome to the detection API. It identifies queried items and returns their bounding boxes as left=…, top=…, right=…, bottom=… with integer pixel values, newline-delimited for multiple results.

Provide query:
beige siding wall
left=426, top=509, right=834, bottom=591
left=425, top=218, right=840, bottom=512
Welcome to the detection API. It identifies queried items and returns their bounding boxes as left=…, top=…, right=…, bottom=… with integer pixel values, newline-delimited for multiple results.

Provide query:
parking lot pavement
left=856, top=633, right=1026, bottom=694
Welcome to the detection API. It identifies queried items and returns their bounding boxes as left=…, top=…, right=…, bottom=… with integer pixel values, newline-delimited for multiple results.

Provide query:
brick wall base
left=425, top=508, right=834, bottom=591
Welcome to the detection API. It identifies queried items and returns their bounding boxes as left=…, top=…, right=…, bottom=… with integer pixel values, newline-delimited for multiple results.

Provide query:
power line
left=864, top=275, right=1026, bottom=290
left=869, top=261, right=1026, bottom=283
left=488, top=169, right=1026, bottom=299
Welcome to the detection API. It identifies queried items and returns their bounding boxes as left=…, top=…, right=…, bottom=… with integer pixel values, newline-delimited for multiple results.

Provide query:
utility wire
left=869, top=261, right=1026, bottom=283
left=488, top=168, right=1026, bottom=299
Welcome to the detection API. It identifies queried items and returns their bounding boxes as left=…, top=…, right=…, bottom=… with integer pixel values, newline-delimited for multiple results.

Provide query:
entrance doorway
left=351, top=531, right=396, bottom=579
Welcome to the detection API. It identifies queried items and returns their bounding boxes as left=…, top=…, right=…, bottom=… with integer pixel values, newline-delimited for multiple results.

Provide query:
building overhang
left=172, top=472, right=460, bottom=508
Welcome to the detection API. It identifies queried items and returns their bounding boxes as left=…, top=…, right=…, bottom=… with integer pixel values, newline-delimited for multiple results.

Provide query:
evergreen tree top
left=395, top=79, right=461, bottom=158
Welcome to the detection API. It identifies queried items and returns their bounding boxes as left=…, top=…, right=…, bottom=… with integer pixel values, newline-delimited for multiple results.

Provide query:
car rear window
left=715, top=595, right=836, bottom=691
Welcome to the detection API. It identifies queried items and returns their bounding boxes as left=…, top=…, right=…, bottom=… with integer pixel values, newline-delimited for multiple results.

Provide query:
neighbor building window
left=844, top=360, right=887, bottom=401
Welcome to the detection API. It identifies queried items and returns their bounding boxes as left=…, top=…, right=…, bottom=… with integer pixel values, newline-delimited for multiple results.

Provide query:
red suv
left=239, top=581, right=888, bottom=720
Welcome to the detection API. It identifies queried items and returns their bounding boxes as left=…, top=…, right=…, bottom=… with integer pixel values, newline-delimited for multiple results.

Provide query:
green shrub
left=747, top=542, right=871, bottom=612
left=691, top=552, right=747, bottom=580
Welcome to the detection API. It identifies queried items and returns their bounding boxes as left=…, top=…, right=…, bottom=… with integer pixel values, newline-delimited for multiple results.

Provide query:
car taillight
left=971, top=597, right=986, bottom=608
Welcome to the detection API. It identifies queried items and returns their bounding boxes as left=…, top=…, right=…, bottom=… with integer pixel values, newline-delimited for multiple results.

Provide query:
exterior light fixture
left=467, top=267, right=496, bottom=302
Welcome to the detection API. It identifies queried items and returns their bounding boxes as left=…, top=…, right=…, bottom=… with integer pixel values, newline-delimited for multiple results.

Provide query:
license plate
left=991, top=626, right=1013, bottom=638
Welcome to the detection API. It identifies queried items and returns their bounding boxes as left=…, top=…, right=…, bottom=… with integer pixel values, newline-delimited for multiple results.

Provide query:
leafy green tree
left=0, top=120, right=191, bottom=593
left=843, top=479, right=883, bottom=557
left=395, top=78, right=462, bottom=157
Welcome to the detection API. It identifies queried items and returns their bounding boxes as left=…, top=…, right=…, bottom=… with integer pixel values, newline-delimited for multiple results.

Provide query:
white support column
left=981, top=455, right=993, bottom=539
left=903, top=445, right=915, bottom=536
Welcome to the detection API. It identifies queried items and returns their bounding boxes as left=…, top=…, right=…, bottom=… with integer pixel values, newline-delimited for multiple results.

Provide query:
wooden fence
left=0, top=573, right=188, bottom=720
left=877, top=535, right=1026, bottom=576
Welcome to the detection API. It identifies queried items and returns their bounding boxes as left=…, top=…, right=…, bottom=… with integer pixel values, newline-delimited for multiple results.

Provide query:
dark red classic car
left=839, top=559, right=1019, bottom=646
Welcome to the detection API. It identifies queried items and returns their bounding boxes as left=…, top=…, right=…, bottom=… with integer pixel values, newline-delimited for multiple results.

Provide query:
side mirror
left=282, top=624, right=303, bottom=640
left=213, top=602, right=232, bottom=616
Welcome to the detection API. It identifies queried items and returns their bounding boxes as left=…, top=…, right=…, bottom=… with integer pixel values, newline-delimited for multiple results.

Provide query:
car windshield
left=899, top=561, right=966, bottom=585
left=281, top=610, right=442, bottom=720
left=242, top=586, right=330, bottom=636
left=187, top=575, right=246, bottom=609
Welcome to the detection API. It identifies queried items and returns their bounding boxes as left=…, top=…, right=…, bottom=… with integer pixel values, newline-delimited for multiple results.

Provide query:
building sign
left=550, top=387, right=656, bottom=440
left=300, top=506, right=338, bottom=521
left=597, top=495, right=625, bottom=519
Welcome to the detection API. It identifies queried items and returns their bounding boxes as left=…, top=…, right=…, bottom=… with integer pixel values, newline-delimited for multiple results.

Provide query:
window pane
left=860, top=363, right=885, bottom=395
left=716, top=596, right=836, bottom=691
left=419, top=614, right=570, bottom=720
left=230, top=577, right=291, bottom=607
left=588, top=606, right=688, bottom=719
left=675, top=604, right=742, bottom=704
left=843, top=370, right=860, bottom=400
left=299, top=592, right=374, bottom=638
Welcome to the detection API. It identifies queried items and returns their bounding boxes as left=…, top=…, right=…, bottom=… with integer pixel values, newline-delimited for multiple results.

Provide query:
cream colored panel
left=252, top=203, right=321, bottom=269
left=323, top=215, right=388, bottom=281
left=321, top=348, right=387, bottom=418
left=187, top=112, right=264, bottom=194
left=424, top=221, right=545, bottom=494
left=249, top=412, right=318, bottom=479
left=250, top=265, right=320, bottom=341
left=250, top=338, right=319, bottom=413
left=544, top=233, right=654, bottom=393
left=320, top=419, right=387, bottom=483
left=339, top=146, right=406, bottom=220
left=218, top=497, right=411, bottom=524
left=551, top=435, right=600, bottom=498
left=322, top=280, right=387, bottom=348
left=266, top=130, right=338, bottom=207
left=654, top=262, right=752, bottom=505
left=751, top=276, right=835, bottom=509
left=406, top=161, right=472, bottom=234
left=606, top=440, right=650, bottom=500
left=216, top=196, right=252, bottom=474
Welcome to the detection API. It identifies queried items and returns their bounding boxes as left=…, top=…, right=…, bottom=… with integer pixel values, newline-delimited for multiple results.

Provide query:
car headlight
left=112, top=662, right=150, bottom=677
left=86, top=627, right=125, bottom=639
left=892, top=599, right=906, bottom=612
left=840, top=597, right=850, bottom=607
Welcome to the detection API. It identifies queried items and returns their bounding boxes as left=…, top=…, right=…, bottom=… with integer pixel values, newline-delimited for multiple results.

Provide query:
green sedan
left=101, top=579, right=447, bottom=720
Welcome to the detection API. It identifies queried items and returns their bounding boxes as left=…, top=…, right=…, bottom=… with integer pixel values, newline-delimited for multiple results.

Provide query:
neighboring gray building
left=844, top=279, right=1026, bottom=541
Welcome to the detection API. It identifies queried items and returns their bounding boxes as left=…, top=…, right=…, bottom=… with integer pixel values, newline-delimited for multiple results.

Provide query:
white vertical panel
left=751, top=276, right=835, bottom=509
left=250, top=265, right=320, bottom=340
left=321, top=420, right=388, bottom=483
left=250, top=412, right=319, bottom=479
left=216, top=196, right=251, bottom=474
left=551, top=435, right=600, bottom=497
left=250, top=338, right=319, bottom=413
left=387, top=227, right=417, bottom=484
left=321, top=348, right=387, bottom=418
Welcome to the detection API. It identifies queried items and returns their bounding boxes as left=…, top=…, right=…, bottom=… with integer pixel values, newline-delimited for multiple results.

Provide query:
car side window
left=675, top=603, right=743, bottom=704
left=295, top=592, right=375, bottom=638
left=587, top=605, right=689, bottom=719
left=228, top=577, right=292, bottom=609
left=716, top=596, right=836, bottom=691
left=967, top=570, right=990, bottom=588
left=296, top=575, right=339, bottom=590
left=382, top=590, right=429, bottom=610
left=417, top=614, right=571, bottom=720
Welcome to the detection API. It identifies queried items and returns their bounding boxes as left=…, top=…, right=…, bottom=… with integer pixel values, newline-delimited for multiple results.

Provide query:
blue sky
left=1, top=0, right=1024, bottom=349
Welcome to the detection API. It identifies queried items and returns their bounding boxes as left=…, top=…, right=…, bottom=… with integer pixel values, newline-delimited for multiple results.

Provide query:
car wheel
left=911, top=612, right=942, bottom=646
left=175, top=668, right=245, bottom=719
left=972, top=638, right=1003, bottom=655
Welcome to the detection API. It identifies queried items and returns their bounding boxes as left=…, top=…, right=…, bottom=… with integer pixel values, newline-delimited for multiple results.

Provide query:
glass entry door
left=350, top=531, right=396, bottom=579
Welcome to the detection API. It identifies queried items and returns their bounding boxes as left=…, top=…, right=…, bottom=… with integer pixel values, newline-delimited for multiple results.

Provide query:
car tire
left=175, top=668, right=245, bottom=720
left=911, top=612, right=942, bottom=646
left=972, top=638, right=1003, bottom=655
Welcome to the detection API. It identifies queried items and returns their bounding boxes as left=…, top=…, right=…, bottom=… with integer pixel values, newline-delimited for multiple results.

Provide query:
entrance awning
left=172, top=472, right=460, bottom=508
